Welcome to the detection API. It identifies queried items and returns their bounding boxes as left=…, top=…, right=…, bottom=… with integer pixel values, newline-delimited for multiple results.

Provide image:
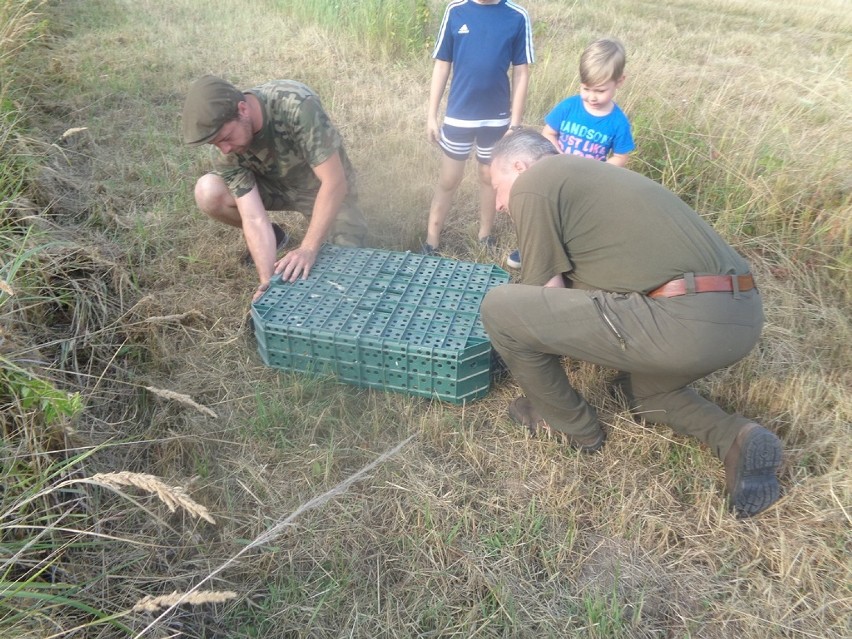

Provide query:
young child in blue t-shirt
left=423, top=0, right=534, bottom=257
left=506, top=38, right=634, bottom=269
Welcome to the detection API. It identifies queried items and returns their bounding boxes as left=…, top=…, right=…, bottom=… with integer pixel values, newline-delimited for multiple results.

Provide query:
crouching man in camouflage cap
left=182, top=75, right=368, bottom=300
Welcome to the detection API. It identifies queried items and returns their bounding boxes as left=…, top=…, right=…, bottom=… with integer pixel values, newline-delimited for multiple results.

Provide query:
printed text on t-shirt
left=558, top=122, right=611, bottom=161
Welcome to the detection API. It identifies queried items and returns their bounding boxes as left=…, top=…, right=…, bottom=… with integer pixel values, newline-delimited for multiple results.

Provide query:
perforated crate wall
left=251, top=245, right=509, bottom=403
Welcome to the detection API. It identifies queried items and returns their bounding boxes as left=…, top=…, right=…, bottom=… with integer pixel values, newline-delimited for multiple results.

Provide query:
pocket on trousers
left=590, top=294, right=627, bottom=350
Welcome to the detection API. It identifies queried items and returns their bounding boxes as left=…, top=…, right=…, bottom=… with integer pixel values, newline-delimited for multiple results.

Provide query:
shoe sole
left=730, top=427, right=782, bottom=518
left=505, top=257, right=521, bottom=269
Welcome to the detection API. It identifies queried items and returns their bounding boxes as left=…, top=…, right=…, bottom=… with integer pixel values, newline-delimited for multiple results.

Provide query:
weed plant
left=1, top=0, right=849, bottom=637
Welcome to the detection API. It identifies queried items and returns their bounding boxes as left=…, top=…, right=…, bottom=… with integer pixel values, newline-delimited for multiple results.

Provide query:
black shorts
left=438, top=123, right=509, bottom=163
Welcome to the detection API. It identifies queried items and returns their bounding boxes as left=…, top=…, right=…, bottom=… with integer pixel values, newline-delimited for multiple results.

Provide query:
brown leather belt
left=648, top=274, right=755, bottom=299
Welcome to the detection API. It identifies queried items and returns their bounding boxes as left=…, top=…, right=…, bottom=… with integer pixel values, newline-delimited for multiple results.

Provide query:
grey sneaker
left=724, top=422, right=783, bottom=518
left=508, top=395, right=605, bottom=453
left=478, top=235, right=498, bottom=257
left=421, top=242, right=439, bottom=256
left=242, top=223, right=289, bottom=267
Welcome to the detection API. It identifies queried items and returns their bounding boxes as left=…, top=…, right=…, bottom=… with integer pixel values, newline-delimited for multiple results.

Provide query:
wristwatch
left=509, top=125, right=523, bottom=131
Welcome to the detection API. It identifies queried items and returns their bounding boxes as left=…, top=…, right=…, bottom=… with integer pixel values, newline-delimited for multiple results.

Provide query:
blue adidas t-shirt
left=545, top=95, right=634, bottom=160
left=433, top=0, right=534, bottom=127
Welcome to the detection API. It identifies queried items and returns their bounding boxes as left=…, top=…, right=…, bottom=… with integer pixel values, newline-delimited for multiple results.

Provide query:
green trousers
left=481, top=285, right=764, bottom=461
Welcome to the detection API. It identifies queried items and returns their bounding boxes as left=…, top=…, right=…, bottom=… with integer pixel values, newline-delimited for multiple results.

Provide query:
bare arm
left=235, top=186, right=278, bottom=297
left=273, top=151, right=349, bottom=283
left=607, top=153, right=630, bottom=168
left=509, top=64, right=530, bottom=128
left=427, top=60, right=452, bottom=145
left=543, top=273, right=566, bottom=288
left=542, top=124, right=560, bottom=151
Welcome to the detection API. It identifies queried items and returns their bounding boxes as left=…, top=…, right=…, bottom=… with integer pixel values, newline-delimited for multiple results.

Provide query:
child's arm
left=427, top=60, right=452, bottom=145
left=509, top=64, right=530, bottom=128
left=542, top=124, right=560, bottom=151
left=607, top=114, right=634, bottom=167
left=607, top=153, right=630, bottom=167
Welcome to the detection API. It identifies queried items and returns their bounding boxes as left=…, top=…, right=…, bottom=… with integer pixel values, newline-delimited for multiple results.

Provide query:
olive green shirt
left=213, top=80, right=356, bottom=206
left=512, top=155, right=750, bottom=292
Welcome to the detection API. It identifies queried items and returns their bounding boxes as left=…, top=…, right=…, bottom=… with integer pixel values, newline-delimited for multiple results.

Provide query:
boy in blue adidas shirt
left=507, top=38, right=633, bottom=269
left=423, top=0, right=534, bottom=255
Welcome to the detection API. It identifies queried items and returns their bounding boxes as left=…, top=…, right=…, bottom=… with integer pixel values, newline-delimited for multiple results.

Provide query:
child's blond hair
left=579, top=38, right=626, bottom=86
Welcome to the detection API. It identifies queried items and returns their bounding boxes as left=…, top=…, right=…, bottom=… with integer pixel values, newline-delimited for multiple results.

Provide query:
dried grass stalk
left=143, top=310, right=206, bottom=324
left=60, top=126, right=88, bottom=140
left=91, top=471, right=215, bottom=523
left=145, top=386, right=217, bottom=418
left=0, top=279, right=13, bottom=296
left=133, top=590, right=237, bottom=613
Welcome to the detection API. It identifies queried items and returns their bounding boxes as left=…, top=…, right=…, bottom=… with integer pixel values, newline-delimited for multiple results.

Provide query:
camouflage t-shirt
left=213, top=80, right=356, bottom=211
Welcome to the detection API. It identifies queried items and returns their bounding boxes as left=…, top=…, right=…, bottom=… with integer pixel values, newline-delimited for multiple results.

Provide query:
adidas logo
left=458, top=24, right=470, bottom=34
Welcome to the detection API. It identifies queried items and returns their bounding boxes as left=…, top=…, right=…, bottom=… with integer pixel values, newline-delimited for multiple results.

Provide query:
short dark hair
left=491, top=128, right=559, bottom=166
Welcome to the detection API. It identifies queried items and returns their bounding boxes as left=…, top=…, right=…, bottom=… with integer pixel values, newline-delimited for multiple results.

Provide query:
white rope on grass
left=133, top=434, right=416, bottom=639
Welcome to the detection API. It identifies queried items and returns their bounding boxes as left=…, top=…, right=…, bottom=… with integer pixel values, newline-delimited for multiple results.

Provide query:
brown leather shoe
left=724, top=423, right=783, bottom=518
left=508, top=396, right=605, bottom=453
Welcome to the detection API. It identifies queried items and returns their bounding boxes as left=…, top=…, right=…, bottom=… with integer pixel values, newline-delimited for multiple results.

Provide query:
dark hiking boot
left=242, top=223, right=290, bottom=267
left=724, top=423, right=783, bottom=518
left=508, top=395, right=605, bottom=453
left=490, top=350, right=510, bottom=382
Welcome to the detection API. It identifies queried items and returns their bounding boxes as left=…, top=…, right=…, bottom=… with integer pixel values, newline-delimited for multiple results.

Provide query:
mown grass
left=1, top=0, right=849, bottom=637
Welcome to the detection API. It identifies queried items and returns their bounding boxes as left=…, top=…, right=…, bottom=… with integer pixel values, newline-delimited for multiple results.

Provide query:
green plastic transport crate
left=251, top=245, right=510, bottom=403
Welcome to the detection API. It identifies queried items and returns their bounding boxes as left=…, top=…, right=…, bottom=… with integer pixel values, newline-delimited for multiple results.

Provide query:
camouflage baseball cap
left=181, top=75, right=245, bottom=145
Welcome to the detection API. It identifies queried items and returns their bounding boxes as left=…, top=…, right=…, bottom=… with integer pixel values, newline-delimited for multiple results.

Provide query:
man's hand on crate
left=273, top=245, right=319, bottom=283
left=252, top=280, right=270, bottom=302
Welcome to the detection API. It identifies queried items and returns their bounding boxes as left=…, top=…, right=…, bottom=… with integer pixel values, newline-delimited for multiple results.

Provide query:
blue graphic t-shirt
left=544, top=95, right=634, bottom=160
left=433, top=0, right=534, bottom=127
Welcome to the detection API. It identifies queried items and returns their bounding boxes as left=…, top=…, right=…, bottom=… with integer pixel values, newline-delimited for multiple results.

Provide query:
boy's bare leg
left=426, top=155, right=466, bottom=249
left=477, top=161, right=497, bottom=241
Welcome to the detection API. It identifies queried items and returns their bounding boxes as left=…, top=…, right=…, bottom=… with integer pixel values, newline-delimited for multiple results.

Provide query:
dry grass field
left=1, top=0, right=850, bottom=637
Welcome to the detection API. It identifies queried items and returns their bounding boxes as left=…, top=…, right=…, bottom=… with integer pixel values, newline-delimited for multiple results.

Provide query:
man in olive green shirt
left=482, top=129, right=783, bottom=518
left=182, top=76, right=367, bottom=300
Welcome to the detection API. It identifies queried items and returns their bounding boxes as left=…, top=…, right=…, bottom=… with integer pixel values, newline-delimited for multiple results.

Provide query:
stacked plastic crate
left=251, top=245, right=509, bottom=403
